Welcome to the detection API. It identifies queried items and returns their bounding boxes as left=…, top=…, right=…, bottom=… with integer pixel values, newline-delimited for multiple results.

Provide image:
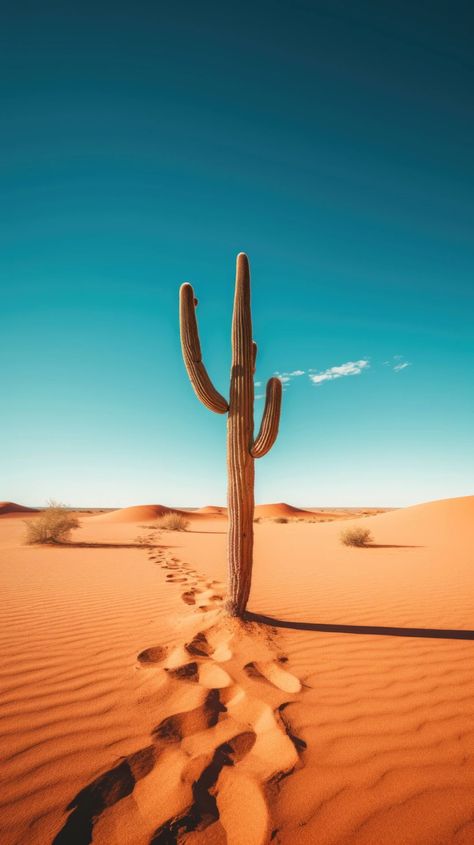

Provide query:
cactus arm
left=179, top=282, right=229, bottom=414
left=251, top=376, right=282, bottom=458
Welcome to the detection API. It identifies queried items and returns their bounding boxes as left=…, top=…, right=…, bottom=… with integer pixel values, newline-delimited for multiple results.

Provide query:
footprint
left=52, top=745, right=157, bottom=844
left=150, top=730, right=257, bottom=843
left=186, top=632, right=213, bottom=658
left=278, top=703, right=307, bottom=753
left=166, top=662, right=199, bottom=682
left=182, top=590, right=197, bottom=605
left=244, top=661, right=302, bottom=694
left=152, top=689, right=226, bottom=743
left=137, top=645, right=168, bottom=665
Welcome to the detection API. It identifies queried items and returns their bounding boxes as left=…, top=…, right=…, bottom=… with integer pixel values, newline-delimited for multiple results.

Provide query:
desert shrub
left=253, top=517, right=261, bottom=523
left=156, top=511, right=189, bottom=531
left=24, top=501, right=80, bottom=545
left=274, top=516, right=288, bottom=524
left=340, top=526, right=373, bottom=547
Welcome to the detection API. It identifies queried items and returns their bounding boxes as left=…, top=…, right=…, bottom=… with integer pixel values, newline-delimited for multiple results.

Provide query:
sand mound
left=254, top=502, right=313, bottom=519
left=195, top=505, right=228, bottom=515
left=364, top=493, right=473, bottom=535
left=91, top=504, right=192, bottom=523
left=92, top=504, right=231, bottom=524
left=0, top=501, right=38, bottom=518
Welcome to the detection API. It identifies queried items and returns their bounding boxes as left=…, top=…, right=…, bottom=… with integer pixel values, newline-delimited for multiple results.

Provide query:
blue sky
left=1, top=1, right=473, bottom=507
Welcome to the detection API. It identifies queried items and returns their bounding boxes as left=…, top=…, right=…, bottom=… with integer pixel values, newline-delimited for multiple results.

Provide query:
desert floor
left=0, top=496, right=473, bottom=844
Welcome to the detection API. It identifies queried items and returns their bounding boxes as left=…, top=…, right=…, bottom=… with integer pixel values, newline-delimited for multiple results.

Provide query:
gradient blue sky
left=1, top=1, right=473, bottom=507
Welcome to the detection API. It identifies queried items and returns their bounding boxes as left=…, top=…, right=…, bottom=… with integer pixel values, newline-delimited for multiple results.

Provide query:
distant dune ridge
left=8, top=500, right=388, bottom=523
left=0, top=501, right=38, bottom=517
left=88, top=501, right=362, bottom=523
left=0, top=495, right=473, bottom=844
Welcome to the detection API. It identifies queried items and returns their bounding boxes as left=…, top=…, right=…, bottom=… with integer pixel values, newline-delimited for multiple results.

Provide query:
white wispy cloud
left=309, top=360, right=370, bottom=385
left=273, top=369, right=305, bottom=389
left=254, top=381, right=262, bottom=387
left=255, top=393, right=265, bottom=400
left=384, top=355, right=411, bottom=372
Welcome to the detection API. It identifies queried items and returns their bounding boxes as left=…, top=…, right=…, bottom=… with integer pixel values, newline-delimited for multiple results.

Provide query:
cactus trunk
left=227, top=255, right=255, bottom=615
left=179, top=253, right=282, bottom=617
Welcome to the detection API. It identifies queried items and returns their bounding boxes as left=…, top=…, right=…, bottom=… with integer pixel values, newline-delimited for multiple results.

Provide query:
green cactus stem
left=179, top=253, right=282, bottom=616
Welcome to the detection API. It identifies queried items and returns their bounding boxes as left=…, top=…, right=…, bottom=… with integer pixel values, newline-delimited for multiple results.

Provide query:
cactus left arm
left=251, top=377, right=282, bottom=458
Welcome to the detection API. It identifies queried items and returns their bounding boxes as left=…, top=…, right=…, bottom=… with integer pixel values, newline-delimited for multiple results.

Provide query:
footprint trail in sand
left=53, top=533, right=307, bottom=844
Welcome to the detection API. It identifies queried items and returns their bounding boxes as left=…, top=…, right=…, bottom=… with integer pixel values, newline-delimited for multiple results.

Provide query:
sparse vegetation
left=274, top=516, right=288, bottom=524
left=340, top=526, right=373, bottom=547
left=156, top=512, right=189, bottom=531
left=24, top=501, right=80, bottom=545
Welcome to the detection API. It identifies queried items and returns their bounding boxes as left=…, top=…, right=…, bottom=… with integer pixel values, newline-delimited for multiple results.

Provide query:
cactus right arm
left=179, top=283, right=229, bottom=414
left=251, top=376, right=282, bottom=458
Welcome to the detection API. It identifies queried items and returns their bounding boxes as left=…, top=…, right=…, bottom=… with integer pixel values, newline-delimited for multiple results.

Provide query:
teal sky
left=1, top=1, right=473, bottom=508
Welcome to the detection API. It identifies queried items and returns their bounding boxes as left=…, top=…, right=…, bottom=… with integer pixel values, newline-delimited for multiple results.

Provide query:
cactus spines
left=179, top=253, right=282, bottom=616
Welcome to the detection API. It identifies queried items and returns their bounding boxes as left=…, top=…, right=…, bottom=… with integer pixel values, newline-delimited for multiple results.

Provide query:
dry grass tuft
left=156, top=511, right=189, bottom=531
left=24, top=501, right=80, bottom=545
left=340, top=526, right=373, bottom=547
left=274, top=516, right=289, bottom=524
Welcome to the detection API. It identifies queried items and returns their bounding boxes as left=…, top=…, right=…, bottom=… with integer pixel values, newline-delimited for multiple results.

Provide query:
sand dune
left=92, top=504, right=192, bottom=523
left=0, top=501, right=38, bottom=517
left=91, top=501, right=349, bottom=523
left=254, top=502, right=314, bottom=519
left=87, top=501, right=374, bottom=524
left=194, top=505, right=228, bottom=515
left=0, top=495, right=473, bottom=844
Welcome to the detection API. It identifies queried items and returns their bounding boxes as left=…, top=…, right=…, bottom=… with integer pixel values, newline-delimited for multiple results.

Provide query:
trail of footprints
left=53, top=534, right=307, bottom=845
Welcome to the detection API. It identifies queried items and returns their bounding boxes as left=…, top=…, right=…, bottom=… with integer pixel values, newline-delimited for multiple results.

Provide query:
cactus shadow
left=244, top=612, right=474, bottom=641
left=54, top=542, right=174, bottom=550
left=189, top=529, right=227, bottom=535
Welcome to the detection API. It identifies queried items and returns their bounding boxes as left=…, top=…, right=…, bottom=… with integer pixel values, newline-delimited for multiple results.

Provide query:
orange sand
left=0, top=496, right=473, bottom=844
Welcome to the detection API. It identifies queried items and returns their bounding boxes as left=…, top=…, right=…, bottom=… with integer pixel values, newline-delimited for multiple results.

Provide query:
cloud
left=273, top=370, right=305, bottom=388
left=255, top=393, right=265, bottom=400
left=384, top=355, right=411, bottom=372
left=309, top=360, right=369, bottom=385
left=254, top=381, right=262, bottom=387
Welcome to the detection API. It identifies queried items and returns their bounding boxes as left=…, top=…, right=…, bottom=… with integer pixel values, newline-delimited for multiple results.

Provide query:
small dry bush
left=340, top=526, right=373, bottom=547
left=274, top=516, right=288, bottom=524
left=156, top=511, right=189, bottom=531
left=25, top=501, right=80, bottom=545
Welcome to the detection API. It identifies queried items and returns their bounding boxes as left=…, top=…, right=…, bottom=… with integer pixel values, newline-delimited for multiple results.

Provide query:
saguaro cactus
left=180, top=253, right=282, bottom=616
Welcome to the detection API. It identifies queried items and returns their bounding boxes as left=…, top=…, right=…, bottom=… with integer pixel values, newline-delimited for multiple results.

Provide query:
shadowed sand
left=245, top=612, right=474, bottom=640
left=0, top=496, right=473, bottom=844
